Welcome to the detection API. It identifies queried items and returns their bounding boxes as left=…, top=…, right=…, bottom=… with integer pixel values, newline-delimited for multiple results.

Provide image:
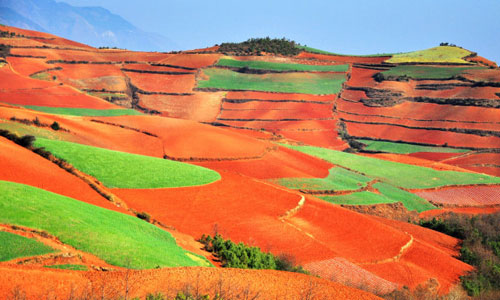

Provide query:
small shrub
left=136, top=212, right=151, bottom=223
left=17, top=135, right=36, bottom=148
left=50, top=121, right=60, bottom=131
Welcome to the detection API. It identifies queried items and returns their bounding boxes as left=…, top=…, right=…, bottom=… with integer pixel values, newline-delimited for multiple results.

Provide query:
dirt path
left=359, top=233, right=414, bottom=265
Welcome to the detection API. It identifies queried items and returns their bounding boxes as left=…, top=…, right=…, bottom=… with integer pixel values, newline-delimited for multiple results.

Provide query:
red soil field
left=444, top=153, right=500, bottom=165
left=90, top=115, right=271, bottom=159
left=0, top=85, right=119, bottom=109
left=337, top=97, right=500, bottom=124
left=124, top=71, right=195, bottom=93
left=219, top=119, right=337, bottom=131
left=158, top=53, right=221, bottom=69
left=138, top=92, right=223, bottom=122
left=279, top=130, right=347, bottom=149
left=466, top=55, right=498, bottom=67
left=420, top=207, right=500, bottom=218
left=346, top=67, right=380, bottom=88
left=415, top=186, right=500, bottom=206
left=222, top=100, right=333, bottom=113
left=411, top=85, right=500, bottom=100
left=0, top=106, right=164, bottom=157
left=0, top=37, right=47, bottom=47
left=0, top=266, right=383, bottom=300
left=297, top=52, right=390, bottom=64
left=195, top=145, right=333, bottom=179
left=0, top=64, right=57, bottom=90
left=226, top=91, right=335, bottom=102
left=341, top=89, right=366, bottom=101
left=184, top=45, right=220, bottom=52
left=345, top=122, right=500, bottom=149
left=52, top=63, right=124, bottom=78
left=339, top=112, right=500, bottom=131
left=458, top=166, right=500, bottom=177
left=6, top=56, right=53, bottom=77
left=305, top=257, right=398, bottom=295
left=219, top=104, right=333, bottom=120
left=0, top=137, right=121, bottom=212
left=122, top=63, right=196, bottom=73
left=2, top=25, right=94, bottom=50
left=408, top=152, right=465, bottom=162
left=358, top=153, right=468, bottom=172
left=462, top=67, right=500, bottom=82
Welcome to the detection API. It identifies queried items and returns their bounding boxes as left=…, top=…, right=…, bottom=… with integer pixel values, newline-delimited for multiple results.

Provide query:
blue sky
left=62, top=0, right=500, bottom=63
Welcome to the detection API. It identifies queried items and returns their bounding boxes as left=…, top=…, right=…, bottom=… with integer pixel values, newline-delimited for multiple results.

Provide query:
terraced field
left=386, top=46, right=473, bottom=64
left=198, top=68, right=345, bottom=94
left=359, top=140, right=470, bottom=154
left=0, top=181, right=211, bottom=269
left=216, top=58, right=349, bottom=72
left=379, top=65, right=484, bottom=80
left=33, top=138, right=221, bottom=188
left=24, top=106, right=143, bottom=117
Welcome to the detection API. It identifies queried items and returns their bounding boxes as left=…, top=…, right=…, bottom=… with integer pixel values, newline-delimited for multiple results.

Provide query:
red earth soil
left=357, top=153, right=470, bottom=172
left=52, top=63, right=124, bottom=78
left=158, top=53, right=221, bottom=69
left=0, top=85, right=119, bottom=109
left=305, top=257, right=398, bottom=295
left=0, top=64, right=57, bottom=90
left=195, top=145, right=333, bottom=179
left=226, top=91, right=335, bottom=102
left=444, top=153, right=500, bottom=165
left=339, top=112, right=500, bottom=131
left=465, top=55, right=498, bottom=67
left=6, top=57, right=53, bottom=77
left=138, top=93, right=223, bottom=122
left=296, top=52, right=390, bottom=64
left=462, top=67, right=500, bottom=82
left=0, top=266, right=383, bottom=300
left=0, top=137, right=121, bottom=212
left=411, top=85, right=500, bottom=100
left=0, top=106, right=164, bottom=157
left=337, top=97, right=500, bottom=124
left=0, top=37, right=49, bottom=48
left=222, top=99, right=333, bottom=111
left=345, top=122, right=500, bottom=149
left=219, top=103, right=334, bottom=120
left=219, top=119, right=338, bottom=131
left=2, top=25, right=94, bottom=50
left=458, top=166, right=500, bottom=177
left=279, top=130, right=347, bottom=150
left=346, top=67, right=381, bottom=88
left=420, top=207, right=500, bottom=218
left=341, top=89, right=366, bottom=101
left=89, top=115, right=271, bottom=159
left=184, top=45, right=220, bottom=53
left=408, top=152, right=465, bottom=162
left=122, top=63, right=196, bottom=73
left=415, top=186, right=500, bottom=206
left=124, top=71, right=195, bottom=93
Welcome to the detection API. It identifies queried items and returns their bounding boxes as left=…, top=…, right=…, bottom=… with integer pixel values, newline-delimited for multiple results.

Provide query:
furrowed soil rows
left=415, top=186, right=500, bottom=206
left=125, top=71, right=195, bottom=94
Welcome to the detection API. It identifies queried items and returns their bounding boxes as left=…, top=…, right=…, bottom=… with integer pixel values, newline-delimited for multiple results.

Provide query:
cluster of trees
left=218, top=37, right=301, bottom=56
left=199, top=234, right=308, bottom=274
left=419, top=213, right=500, bottom=297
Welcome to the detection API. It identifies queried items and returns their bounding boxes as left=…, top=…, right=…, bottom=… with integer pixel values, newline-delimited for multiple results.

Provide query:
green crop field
left=282, top=144, right=500, bottom=189
left=198, top=68, right=345, bottom=94
left=34, top=138, right=220, bottom=189
left=0, top=181, right=212, bottom=269
left=373, top=182, right=436, bottom=212
left=216, top=58, right=349, bottom=72
left=0, top=231, right=56, bottom=262
left=44, top=264, right=88, bottom=271
left=269, top=167, right=371, bottom=191
left=386, top=46, right=473, bottom=64
left=359, top=140, right=470, bottom=154
left=0, top=121, right=75, bottom=141
left=24, top=106, right=143, bottom=117
left=319, top=191, right=397, bottom=206
left=378, top=65, right=484, bottom=80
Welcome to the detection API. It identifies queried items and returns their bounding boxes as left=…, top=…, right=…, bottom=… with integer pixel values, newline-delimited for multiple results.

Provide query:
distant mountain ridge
left=0, top=0, right=177, bottom=51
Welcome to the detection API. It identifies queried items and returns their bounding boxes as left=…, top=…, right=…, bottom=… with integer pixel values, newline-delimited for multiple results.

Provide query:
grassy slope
left=0, top=181, right=211, bottom=269
left=296, top=45, right=395, bottom=57
left=380, top=65, right=483, bottom=80
left=216, top=58, right=349, bottom=72
left=198, top=68, right=345, bottom=94
left=269, top=167, right=371, bottom=191
left=387, top=46, right=473, bottom=64
left=24, top=106, right=143, bottom=117
left=0, top=121, right=74, bottom=141
left=34, top=138, right=220, bottom=189
left=359, top=140, right=470, bottom=154
left=0, top=231, right=56, bottom=262
left=319, top=191, right=397, bottom=206
left=282, top=144, right=500, bottom=189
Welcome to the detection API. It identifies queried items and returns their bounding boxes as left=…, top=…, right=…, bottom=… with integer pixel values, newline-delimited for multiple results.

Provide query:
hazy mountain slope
left=0, top=0, right=177, bottom=51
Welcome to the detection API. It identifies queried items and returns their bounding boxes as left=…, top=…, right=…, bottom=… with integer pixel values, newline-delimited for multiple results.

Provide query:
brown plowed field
left=0, top=137, right=121, bottom=211
left=90, top=115, right=271, bottom=159
left=345, top=122, right=500, bottom=149
left=125, top=71, right=195, bottom=93
left=408, top=152, right=465, bottom=162
left=297, top=52, right=390, bottom=64
left=6, top=57, right=53, bottom=77
left=226, top=91, right=335, bottom=102
left=445, top=153, right=500, bottom=165
left=461, top=67, right=500, bottom=82
left=123, top=63, right=196, bottom=73
left=341, top=89, right=366, bottom=101
left=337, top=97, right=500, bottom=124
left=459, top=166, right=500, bottom=176
left=420, top=207, right=500, bottom=218
left=415, top=186, right=500, bottom=206
left=411, top=85, right=500, bottom=100
left=195, top=146, right=333, bottom=179
left=0, top=266, right=383, bottom=300
left=138, top=93, right=223, bottom=122
left=158, top=53, right=221, bottom=68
